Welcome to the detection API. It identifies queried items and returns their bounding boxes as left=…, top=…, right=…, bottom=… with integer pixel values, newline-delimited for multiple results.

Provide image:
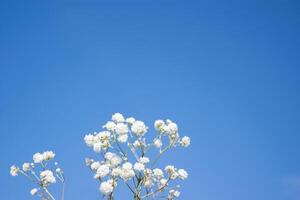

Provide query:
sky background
left=1, top=0, right=300, bottom=199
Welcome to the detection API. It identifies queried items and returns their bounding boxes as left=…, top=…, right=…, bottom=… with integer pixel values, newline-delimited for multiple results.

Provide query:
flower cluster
left=10, top=151, right=64, bottom=200
left=84, top=113, right=190, bottom=200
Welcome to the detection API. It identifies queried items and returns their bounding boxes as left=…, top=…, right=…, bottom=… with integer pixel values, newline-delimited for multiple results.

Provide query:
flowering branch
left=84, top=113, right=191, bottom=199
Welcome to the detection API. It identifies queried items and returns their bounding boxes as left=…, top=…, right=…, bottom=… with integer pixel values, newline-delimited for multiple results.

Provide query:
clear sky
left=1, top=0, right=300, bottom=200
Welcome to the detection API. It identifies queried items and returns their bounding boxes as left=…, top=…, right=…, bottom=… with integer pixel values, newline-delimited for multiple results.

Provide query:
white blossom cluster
left=10, top=151, right=65, bottom=200
left=84, top=113, right=191, bottom=200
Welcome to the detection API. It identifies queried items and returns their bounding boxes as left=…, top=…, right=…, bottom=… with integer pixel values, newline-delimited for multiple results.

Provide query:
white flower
left=22, top=163, right=30, bottom=172
left=111, top=167, right=122, bottom=176
left=112, top=113, right=125, bottom=123
left=10, top=165, right=19, bottom=176
left=133, top=140, right=142, bottom=148
left=30, top=188, right=38, bottom=196
left=178, top=169, right=188, bottom=180
left=40, top=170, right=56, bottom=184
left=131, top=121, right=148, bottom=136
left=153, top=138, right=162, bottom=148
left=144, top=178, right=153, bottom=188
left=122, top=162, right=132, bottom=170
left=104, top=152, right=115, bottom=160
left=43, top=151, right=55, bottom=161
left=33, top=153, right=44, bottom=163
left=154, top=120, right=165, bottom=131
left=117, top=134, right=128, bottom=143
left=115, top=123, right=128, bottom=135
left=126, top=117, right=135, bottom=124
left=165, top=165, right=176, bottom=175
left=91, top=161, right=101, bottom=171
left=100, top=180, right=114, bottom=195
left=134, top=162, right=145, bottom=171
left=110, top=156, right=122, bottom=167
left=96, top=164, right=110, bottom=178
left=140, top=157, right=150, bottom=164
left=93, top=143, right=102, bottom=152
left=168, top=122, right=178, bottom=134
left=153, top=168, right=164, bottom=179
left=169, top=189, right=180, bottom=198
left=103, top=121, right=116, bottom=131
left=84, top=134, right=94, bottom=147
left=181, top=136, right=190, bottom=147
left=160, top=178, right=168, bottom=186
left=56, top=168, right=62, bottom=173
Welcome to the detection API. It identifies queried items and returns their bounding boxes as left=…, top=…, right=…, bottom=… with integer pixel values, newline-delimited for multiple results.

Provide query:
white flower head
left=134, top=162, right=145, bottom=171
left=153, top=138, right=162, bottom=148
left=96, top=164, right=110, bottom=178
left=10, top=165, right=19, bottom=176
left=100, top=180, right=114, bottom=195
left=181, top=136, right=190, bottom=147
left=117, top=134, right=128, bottom=143
left=91, top=161, right=101, bottom=171
left=84, top=134, right=95, bottom=147
left=169, top=189, right=180, bottom=198
left=154, top=120, right=165, bottom=131
left=126, top=117, right=135, bottom=124
left=40, top=170, right=56, bottom=185
left=178, top=169, right=188, bottom=180
left=22, top=162, right=31, bottom=172
left=131, top=121, right=148, bottom=136
left=112, top=113, right=125, bottom=123
left=103, top=121, right=116, bottom=131
left=33, top=153, right=44, bottom=163
left=139, top=157, right=150, bottom=164
left=30, top=188, right=38, bottom=196
left=43, top=151, right=55, bottom=161
left=115, top=123, right=128, bottom=135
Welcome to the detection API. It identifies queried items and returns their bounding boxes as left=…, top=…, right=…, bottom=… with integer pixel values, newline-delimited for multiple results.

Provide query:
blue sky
left=1, top=0, right=300, bottom=199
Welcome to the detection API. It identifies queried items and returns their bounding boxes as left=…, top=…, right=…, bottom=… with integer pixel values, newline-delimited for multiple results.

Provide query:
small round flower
left=131, top=121, right=148, bottom=136
left=10, top=165, right=19, bottom=176
left=91, top=161, right=101, bottom=171
left=153, top=138, right=162, bottom=148
left=153, top=168, right=164, bottom=179
left=22, top=162, right=31, bottom=172
left=33, top=153, right=44, bottom=163
left=55, top=168, right=62, bottom=173
left=103, top=121, right=116, bottom=131
left=122, top=162, right=133, bottom=170
left=30, top=188, right=38, bottom=196
left=93, top=143, right=102, bottom=152
left=117, top=134, right=128, bottom=143
left=134, top=162, right=145, bottom=171
left=169, top=189, right=180, bottom=198
left=40, top=170, right=56, bottom=184
left=115, top=123, right=129, bottom=135
left=160, top=178, right=168, bottom=186
left=154, top=120, right=165, bottom=131
left=100, top=180, right=114, bottom=195
left=126, top=117, right=135, bottom=124
left=96, top=164, right=110, bottom=178
left=181, top=136, right=190, bottom=147
left=140, top=157, right=150, bottom=164
left=178, top=169, right=188, bottom=180
left=43, top=151, right=55, bottom=161
left=165, top=165, right=176, bottom=175
left=168, top=122, right=178, bottom=134
left=112, top=113, right=125, bottom=123
left=84, top=134, right=94, bottom=147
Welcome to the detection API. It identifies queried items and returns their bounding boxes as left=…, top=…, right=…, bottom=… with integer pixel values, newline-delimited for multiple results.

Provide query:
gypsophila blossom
left=30, top=188, right=38, bottom=196
left=181, top=136, right=191, bottom=147
left=10, top=151, right=65, bottom=200
left=84, top=113, right=191, bottom=199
